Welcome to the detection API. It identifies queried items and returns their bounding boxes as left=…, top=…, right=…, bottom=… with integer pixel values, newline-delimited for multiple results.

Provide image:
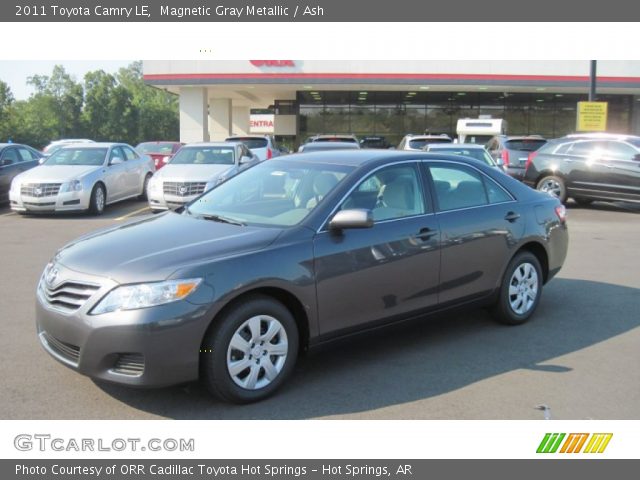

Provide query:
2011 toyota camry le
left=36, top=151, right=568, bottom=403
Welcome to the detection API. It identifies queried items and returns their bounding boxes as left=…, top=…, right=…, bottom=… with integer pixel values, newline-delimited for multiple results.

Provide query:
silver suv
left=225, top=135, right=281, bottom=161
left=397, top=134, right=452, bottom=151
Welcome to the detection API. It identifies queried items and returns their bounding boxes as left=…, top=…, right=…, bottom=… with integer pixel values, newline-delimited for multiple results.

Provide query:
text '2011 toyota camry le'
left=36, top=151, right=568, bottom=403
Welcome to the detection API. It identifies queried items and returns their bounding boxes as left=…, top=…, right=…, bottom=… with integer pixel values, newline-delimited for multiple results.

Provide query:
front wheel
left=201, top=295, right=299, bottom=403
left=536, top=175, right=567, bottom=203
left=491, top=252, right=543, bottom=325
left=88, top=183, right=106, bottom=215
left=138, top=174, right=152, bottom=201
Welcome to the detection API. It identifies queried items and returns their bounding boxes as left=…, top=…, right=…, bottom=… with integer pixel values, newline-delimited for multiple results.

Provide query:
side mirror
left=110, top=157, right=124, bottom=165
left=0, top=158, right=12, bottom=166
left=329, top=209, right=374, bottom=231
left=240, top=155, right=253, bottom=164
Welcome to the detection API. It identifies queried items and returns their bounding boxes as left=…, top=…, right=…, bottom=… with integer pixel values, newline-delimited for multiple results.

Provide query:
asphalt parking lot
left=0, top=199, right=639, bottom=420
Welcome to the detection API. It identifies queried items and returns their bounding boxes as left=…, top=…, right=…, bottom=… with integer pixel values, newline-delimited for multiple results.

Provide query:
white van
left=456, top=118, right=506, bottom=144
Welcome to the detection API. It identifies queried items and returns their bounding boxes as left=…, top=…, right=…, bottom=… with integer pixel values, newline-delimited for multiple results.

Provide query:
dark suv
left=523, top=133, right=640, bottom=204
left=487, top=135, right=547, bottom=180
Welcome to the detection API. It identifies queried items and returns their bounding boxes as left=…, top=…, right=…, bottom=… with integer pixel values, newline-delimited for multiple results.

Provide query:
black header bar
left=6, top=0, right=640, bottom=22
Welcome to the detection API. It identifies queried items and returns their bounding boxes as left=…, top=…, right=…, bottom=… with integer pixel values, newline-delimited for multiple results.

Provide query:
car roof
left=565, top=132, right=640, bottom=141
left=226, top=135, right=269, bottom=139
left=427, top=143, right=485, bottom=149
left=58, top=142, right=123, bottom=149
left=182, top=142, right=240, bottom=148
left=406, top=134, right=452, bottom=140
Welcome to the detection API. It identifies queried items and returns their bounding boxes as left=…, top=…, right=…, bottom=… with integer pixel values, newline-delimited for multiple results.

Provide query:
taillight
left=555, top=204, right=567, bottom=223
left=501, top=150, right=510, bottom=166
left=266, top=147, right=272, bottom=159
left=525, top=151, right=538, bottom=172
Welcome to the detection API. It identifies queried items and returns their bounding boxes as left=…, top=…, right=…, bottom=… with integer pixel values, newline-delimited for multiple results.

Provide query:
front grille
left=163, top=181, right=206, bottom=197
left=40, top=331, right=80, bottom=365
left=24, top=202, right=55, bottom=207
left=21, top=183, right=62, bottom=197
left=42, top=280, right=100, bottom=313
left=112, top=353, right=145, bottom=376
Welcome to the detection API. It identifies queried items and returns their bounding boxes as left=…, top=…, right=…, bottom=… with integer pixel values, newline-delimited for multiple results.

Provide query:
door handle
left=416, top=227, right=438, bottom=241
left=504, top=211, right=521, bottom=222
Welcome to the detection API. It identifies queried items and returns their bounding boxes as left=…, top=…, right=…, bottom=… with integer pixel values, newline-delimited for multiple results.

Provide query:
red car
left=135, top=141, right=183, bottom=170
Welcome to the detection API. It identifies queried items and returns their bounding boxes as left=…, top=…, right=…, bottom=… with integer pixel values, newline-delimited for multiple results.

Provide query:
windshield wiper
left=199, top=214, right=246, bottom=226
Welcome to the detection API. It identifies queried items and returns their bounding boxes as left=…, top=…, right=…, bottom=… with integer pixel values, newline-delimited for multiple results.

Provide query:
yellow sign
left=576, top=101, right=608, bottom=131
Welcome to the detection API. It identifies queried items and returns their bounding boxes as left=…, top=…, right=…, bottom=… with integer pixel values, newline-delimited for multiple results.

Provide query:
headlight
left=91, top=278, right=202, bottom=315
left=148, top=177, right=160, bottom=192
left=59, top=179, right=83, bottom=193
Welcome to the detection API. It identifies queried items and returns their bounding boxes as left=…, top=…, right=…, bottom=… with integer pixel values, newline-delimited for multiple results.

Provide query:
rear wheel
left=88, top=183, right=106, bottom=215
left=201, top=295, right=299, bottom=403
left=536, top=175, right=567, bottom=203
left=491, top=251, right=543, bottom=325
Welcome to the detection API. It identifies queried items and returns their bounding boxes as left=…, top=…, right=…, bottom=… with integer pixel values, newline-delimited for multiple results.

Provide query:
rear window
left=227, top=137, right=268, bottom=149
left=505, top=139, right=547, bottom=152
left=314, top=137, right=358, bottom=143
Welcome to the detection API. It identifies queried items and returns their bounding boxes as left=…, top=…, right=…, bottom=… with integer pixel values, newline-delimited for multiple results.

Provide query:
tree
left=0, top=80, right=15, bottom=142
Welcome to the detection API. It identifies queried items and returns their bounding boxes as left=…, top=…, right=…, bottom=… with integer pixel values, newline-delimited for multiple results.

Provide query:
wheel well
left=94, top=181, right=106, bottom=196
left=205, top=287, right=310, bottom=351
left=517, top=242, right=549, bottom=283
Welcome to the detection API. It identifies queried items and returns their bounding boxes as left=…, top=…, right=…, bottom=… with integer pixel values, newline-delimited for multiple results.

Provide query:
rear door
left=425, top=161, right=523, bottom=305
left=603, top=141, right=640, bottom=200
left=122, top=145, right=144, bottom=196
left=564, top=140, right=613, bottom=196
left=313, top=162, right=441, bottom=335
left=103, top=146, right=128, bottom=201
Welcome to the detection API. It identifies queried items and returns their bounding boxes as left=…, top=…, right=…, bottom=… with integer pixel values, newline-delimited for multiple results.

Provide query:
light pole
left=589, top=60, right=597, bottom=102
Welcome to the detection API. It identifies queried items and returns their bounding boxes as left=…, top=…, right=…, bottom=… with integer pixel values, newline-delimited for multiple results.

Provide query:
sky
left=0, top=60, right=134, bottom=100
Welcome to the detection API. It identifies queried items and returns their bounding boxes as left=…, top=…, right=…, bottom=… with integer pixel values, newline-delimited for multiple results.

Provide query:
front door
left=313, top=162, right=441, bottom=336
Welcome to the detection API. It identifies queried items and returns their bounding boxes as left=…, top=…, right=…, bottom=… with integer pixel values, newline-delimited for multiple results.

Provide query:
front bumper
left=10, top=190, right=89, bottom=213
left=147, top=191, right=199, bottom=211
left=36, top=278, right=210, bottom=387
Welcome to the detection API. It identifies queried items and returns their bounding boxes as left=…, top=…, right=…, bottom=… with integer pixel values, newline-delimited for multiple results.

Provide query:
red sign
left=250, top=60, right=295, bottom=67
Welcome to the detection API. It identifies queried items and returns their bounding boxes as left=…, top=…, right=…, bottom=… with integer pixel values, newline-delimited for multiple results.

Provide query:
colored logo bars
left=537, top=433, right=613, bottom=454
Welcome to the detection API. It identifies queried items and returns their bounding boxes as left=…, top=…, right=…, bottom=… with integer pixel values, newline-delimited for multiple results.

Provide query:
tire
left=491, top=251, right=543, bottom=326
left=138, top=174, right=152, bottom=201
left=536, top=175, right=567, bottom=204
left=201, top=295, right=299, bottom=404
left=88, top=183, right=106, bottom=215
left=573, top=197, right=593, bottom=207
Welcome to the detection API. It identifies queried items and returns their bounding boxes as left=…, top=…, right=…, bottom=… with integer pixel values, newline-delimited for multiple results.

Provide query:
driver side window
left=341, top=164, right=426, bottom=221
left=109, top=147, right=125, bottom=163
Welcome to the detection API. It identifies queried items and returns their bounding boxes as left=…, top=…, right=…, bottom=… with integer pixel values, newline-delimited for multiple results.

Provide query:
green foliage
left=0, top=62, right=178, bottom=148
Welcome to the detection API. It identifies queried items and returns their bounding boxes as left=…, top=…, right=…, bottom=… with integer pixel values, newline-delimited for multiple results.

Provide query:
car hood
left=15, top=165, right=100, bottom=183
left=55, top=212, right=282, bottom=283
left=155, top=164, right=234, bottom=182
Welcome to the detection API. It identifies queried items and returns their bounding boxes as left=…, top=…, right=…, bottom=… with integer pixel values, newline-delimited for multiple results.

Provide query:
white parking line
left=115, top=206, right=151, bottom=221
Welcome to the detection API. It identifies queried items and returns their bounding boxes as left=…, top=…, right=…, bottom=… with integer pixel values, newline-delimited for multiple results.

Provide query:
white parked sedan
left=147, top=142, right=259, bottom=212
left=9, top=143, right=155, bottom=215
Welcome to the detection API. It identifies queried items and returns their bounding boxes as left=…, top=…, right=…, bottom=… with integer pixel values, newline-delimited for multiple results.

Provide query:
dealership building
left=143, top=60, right=640, bottom=147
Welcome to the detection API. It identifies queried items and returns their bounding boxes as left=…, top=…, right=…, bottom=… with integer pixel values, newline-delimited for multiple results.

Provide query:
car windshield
left=136, top=142, right=177, bottom=154
left=44, top=148, right=107, bottom=166
left=431, top=148, right=496, bottom=166
left=505, top=139, right=547, bottom=151
left=170, top=147, right=236, bottom=165
left=226, top=137, right=268, bottom=149
left=186, top=159, right=353, bottom=227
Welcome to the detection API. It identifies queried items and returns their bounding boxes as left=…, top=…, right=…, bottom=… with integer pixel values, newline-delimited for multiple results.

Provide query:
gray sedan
left=35, top=151, right=568, bottom=403
left=10, top=143, right=155, bottom=215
